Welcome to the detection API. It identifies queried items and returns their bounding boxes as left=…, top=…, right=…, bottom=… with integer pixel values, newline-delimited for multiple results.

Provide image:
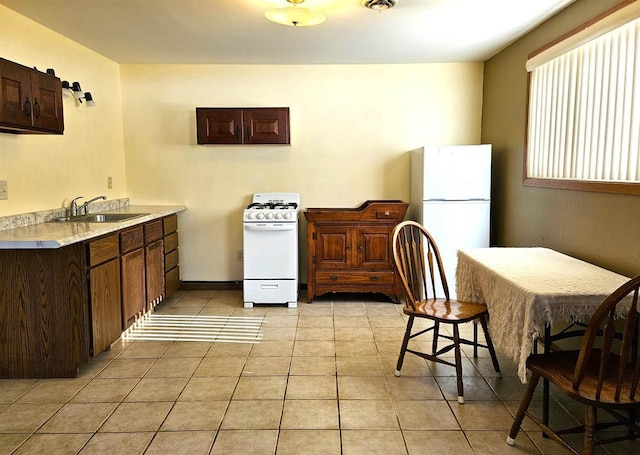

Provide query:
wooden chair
left=507, top=274, right=640, bottom=454
left=391, top=220, right=501, bottom=403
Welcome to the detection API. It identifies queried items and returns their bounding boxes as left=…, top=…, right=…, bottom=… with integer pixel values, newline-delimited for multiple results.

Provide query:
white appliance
left=243, top=192, right=300, bottom=308
left=410, top=145, right=492, bottom=299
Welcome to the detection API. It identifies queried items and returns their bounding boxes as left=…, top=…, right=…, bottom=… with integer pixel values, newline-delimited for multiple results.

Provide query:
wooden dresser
left=304, top=200, right=408, bottom=303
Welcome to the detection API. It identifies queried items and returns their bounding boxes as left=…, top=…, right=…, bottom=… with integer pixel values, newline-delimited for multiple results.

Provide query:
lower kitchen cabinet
left=87, top=234, right=122, bottom=355
left=0, top=244, right=89, bottom=378
left=0, top=212, right=181, bottom=378
left=89, top=257, right=122, bottom=355
left=163, top=214, right=180, bottom=297
left=121, top=248, right=146, bottom=328
left=146, top=239, right=165, bottom=310
left=120, top=225, right=146, bottom=328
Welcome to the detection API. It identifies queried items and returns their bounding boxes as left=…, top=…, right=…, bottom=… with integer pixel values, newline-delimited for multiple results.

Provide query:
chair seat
left=404, top=298, right=489, bottom=323
left=528, top=350, right=640, bottom=407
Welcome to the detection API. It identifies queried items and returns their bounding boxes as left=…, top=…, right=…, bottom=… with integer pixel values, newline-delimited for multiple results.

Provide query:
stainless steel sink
left=50, top=213, right=148, bottom=223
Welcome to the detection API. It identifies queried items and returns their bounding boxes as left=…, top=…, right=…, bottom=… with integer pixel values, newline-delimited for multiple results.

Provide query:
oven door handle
left=244, top=224, right=297, bottom=232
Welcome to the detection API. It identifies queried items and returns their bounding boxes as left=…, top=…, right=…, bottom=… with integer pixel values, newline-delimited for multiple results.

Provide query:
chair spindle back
left=392, top=221, right=450, bottom=309
left=573, top=274, right=640, bottom=402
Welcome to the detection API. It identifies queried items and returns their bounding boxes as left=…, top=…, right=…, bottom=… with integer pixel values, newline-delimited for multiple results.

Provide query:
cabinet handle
left=330, top=275, right=339, bottom=281
left=23, top=97, right=31, bottom=117
left=33, top=98, right=40, bottom=118
left=370, top=276, right=378, bottom=281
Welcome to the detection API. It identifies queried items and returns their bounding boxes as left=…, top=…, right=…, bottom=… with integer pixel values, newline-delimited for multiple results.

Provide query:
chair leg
left=507, top=372, right=540, bottom=445
left=473, top=322, right=478, bottom=358
left=479, top=315, right=501, bottom=376
left=453, top=324, right=464, bottom=404
left=395, top=315, right=414, bottom=377
left=432, top=321, right=440, bottom=355
left=584, top=405, right=595, bottom=455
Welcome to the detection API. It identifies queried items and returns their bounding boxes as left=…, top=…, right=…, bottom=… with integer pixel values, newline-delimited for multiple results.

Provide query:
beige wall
left=1, top=5, right=485, bottom=283
left=120, top=63, right=484, bottom=282
left=482, top=0, right=640, bottom=277
left=0, top=6, right=127, bottom=214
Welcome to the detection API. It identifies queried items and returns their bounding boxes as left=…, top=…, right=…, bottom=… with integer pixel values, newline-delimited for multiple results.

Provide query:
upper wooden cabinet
left=0, top=58, right=64, bottom=134
left=196, top=107, right=289, bottom=145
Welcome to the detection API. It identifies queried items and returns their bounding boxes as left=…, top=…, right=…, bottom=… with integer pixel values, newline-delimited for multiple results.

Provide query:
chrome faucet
left=70, top=196, right=84, bottom=217
left=70, top=195, right=107, bottom=217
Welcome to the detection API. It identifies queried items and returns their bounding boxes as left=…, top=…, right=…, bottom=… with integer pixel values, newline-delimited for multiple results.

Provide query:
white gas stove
left=243, top=193, right=300, bottom=308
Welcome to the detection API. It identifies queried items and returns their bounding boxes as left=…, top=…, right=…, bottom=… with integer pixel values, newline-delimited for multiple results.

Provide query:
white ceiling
left=0, top=0, right=576, bottom=64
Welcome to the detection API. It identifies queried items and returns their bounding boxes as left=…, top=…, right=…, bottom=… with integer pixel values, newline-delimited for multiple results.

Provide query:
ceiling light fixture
left=265, top=0, right=326, bottom=27
left=362, top=0, right=398, bottom=11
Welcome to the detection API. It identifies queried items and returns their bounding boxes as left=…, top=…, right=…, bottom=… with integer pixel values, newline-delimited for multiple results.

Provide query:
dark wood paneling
left=0, top=244, right=89, bottom=378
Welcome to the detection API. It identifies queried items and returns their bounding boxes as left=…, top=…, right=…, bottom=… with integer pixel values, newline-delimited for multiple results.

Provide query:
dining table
left=456, top=247, right=630, bottom=381
left=455, top=247, right=630, bottom=424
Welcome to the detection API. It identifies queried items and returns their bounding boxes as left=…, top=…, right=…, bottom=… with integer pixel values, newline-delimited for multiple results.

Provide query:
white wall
left=120, top=63, right=484, bottom=282
left=0, top=5, right=127, bottom=215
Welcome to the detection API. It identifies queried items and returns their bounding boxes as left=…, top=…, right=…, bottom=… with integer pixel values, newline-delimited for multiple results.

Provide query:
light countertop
left=0, top=205, right=186, bottom=249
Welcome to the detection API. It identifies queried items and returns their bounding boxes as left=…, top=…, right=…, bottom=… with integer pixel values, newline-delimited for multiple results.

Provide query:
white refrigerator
left=410, top=145, right=492, bottom=299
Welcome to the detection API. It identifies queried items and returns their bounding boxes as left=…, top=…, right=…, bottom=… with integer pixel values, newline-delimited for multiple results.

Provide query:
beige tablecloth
left=455, top=247, right=629, bottom=382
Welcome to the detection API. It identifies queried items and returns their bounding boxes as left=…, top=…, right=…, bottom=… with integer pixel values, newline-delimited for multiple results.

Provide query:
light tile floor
left=1, top=289, right=639, bottom=454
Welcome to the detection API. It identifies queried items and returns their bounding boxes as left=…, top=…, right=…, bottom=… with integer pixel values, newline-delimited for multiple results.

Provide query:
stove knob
left=257, top=213, right=265, bottom=220
left=247, top=212, right=255, bottom=220
left=266, top=212, right=274, bottom=220
left=284, top=212, right=292, bottom=220
left=275, top=212, right=283, bottom=220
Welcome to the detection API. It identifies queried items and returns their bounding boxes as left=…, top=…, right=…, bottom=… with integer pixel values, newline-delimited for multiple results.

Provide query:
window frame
left=523, top=0, right=640, bottom=195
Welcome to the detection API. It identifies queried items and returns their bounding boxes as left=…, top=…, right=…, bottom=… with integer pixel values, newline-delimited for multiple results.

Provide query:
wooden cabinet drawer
left=88, top=234, right=119, bottom=266
left=120, top=226, right=144, bottom=254
left=375, top=210, right=400, bottom=219
left=164, top=232, right=178, bottom=253
left=163, top=214, right=177, bottom=235
left=165, top=266, right=180, bottom=296
left=165, top=248, right=179, bottom=271
left=315, top=271, right=394, bottom=285
left=144, top=220, right=163, bottom=243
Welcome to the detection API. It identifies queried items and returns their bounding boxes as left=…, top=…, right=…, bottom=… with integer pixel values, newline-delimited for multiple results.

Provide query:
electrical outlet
left=237, top=250, right=243, bottom=261
left=107, top=177, right=112, bottom=189
left=0, top=181, right=7, bottom=200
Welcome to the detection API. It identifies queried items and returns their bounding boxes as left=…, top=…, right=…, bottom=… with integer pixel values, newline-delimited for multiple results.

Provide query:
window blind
left=526, top=1, right=640, bottom=186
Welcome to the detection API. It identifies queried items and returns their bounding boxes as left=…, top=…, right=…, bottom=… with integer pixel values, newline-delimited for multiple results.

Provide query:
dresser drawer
left=120, top=226, right=144, bottom=254
left=88, top=234, right=119, bottom=266
left=315, top=271, right=394, bottom=285
left=144, top=220, right=163, bottom=243
left=164, top=232, right=178, bottom=253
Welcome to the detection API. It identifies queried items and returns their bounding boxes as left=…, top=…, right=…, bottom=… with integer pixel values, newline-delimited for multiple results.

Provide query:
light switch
left=0, top=181, right=7, bottom=200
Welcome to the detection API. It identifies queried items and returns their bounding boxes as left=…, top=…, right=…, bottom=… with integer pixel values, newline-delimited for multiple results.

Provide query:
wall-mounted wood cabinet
left=305, top=200, right=408, bottom=303
left=0, top=57, right=64, bottom=134
left=196, top=107, right=289, bottom=145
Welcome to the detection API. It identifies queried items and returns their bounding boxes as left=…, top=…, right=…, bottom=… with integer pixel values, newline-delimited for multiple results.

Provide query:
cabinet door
left=356, top=226, right=392, bottom=269
left=0, top=59, right=33, bottom=129
left=315, top=225, right=352, bottom=269
left=90, top=259, right=122, bottom=355
left=243, top=108, right=290, bottom=144
left=30, top=72, right=63, bottom=132
left=145, top=239, right=165, bottom=310
left=196, top=108, right=242, bottom=144
left=121, top=248, right=146, bottom=328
